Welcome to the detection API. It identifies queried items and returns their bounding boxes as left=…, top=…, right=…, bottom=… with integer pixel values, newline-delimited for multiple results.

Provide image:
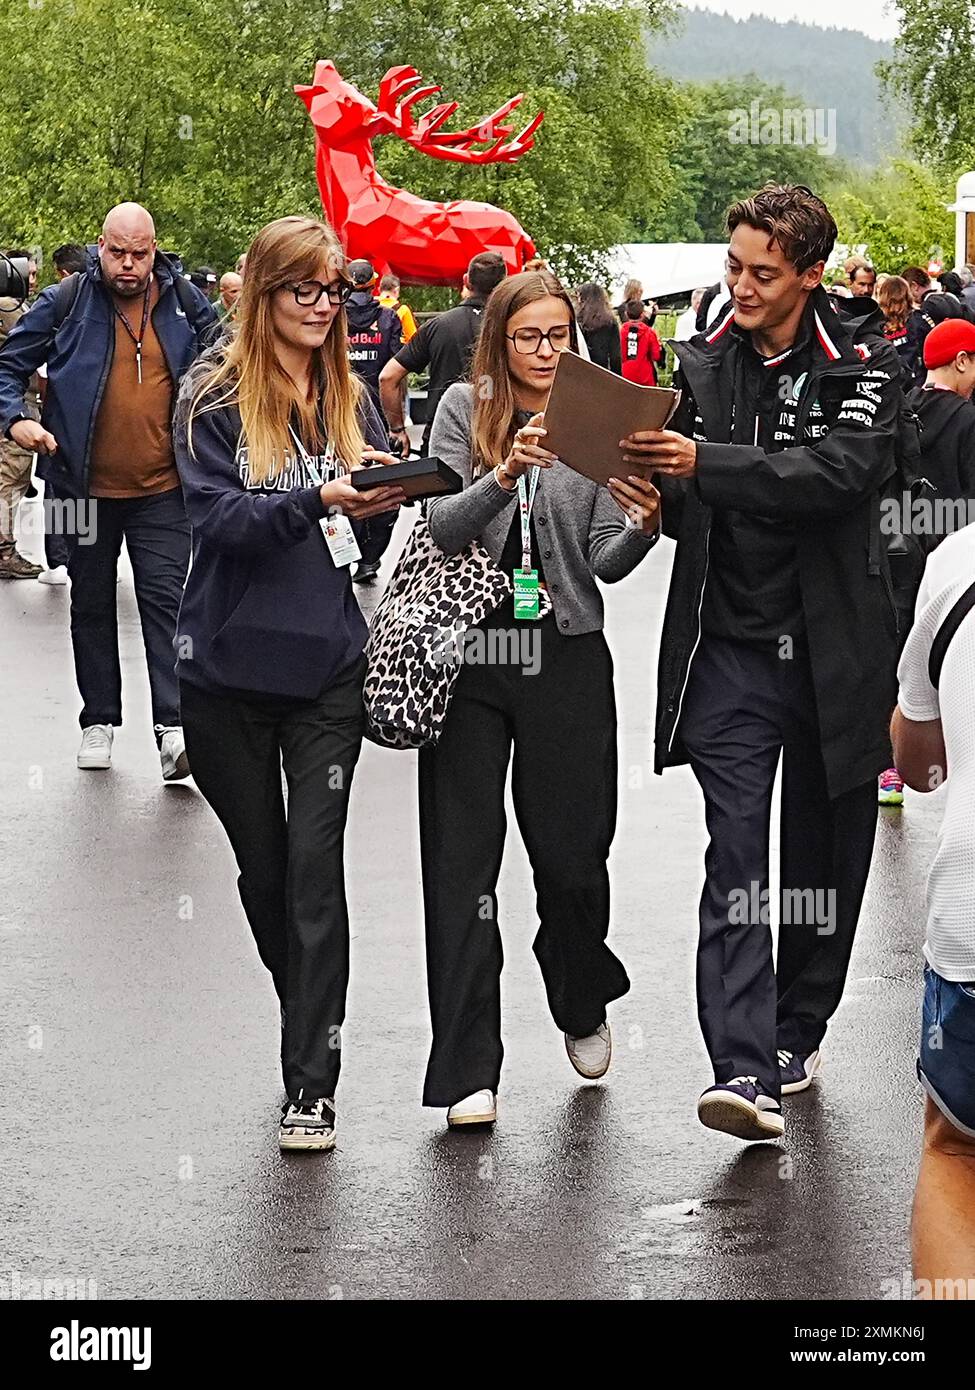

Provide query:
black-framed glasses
left=506, top=325, right=573, bottom=354
left=283, top=279, right=354, bottom=307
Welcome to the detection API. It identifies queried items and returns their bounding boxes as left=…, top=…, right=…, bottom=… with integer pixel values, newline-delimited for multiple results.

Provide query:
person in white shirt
left=674, top=287, right=706, bottom=341
left=892, top=524, right=975, bottom=1293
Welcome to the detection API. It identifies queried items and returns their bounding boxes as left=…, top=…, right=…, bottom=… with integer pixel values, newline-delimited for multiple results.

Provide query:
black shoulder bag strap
left=928, top=578, right=975, bottom=689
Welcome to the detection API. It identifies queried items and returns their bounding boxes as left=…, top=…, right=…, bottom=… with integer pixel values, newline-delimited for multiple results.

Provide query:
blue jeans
left=919, top=965, right=975, bottom=1137
left=66, top=488, right=190, bottom=734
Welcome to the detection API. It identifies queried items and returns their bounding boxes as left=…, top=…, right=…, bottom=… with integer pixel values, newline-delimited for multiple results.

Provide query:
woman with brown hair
left=419, top=269, right=661, bottom=1127
left=614, top=276, right=644, bottom=322
left=575, top=281, right=622, bottom=373
left=173, top=216, right=405, bottom=1152
left=878, top=274, right=914, bottom=380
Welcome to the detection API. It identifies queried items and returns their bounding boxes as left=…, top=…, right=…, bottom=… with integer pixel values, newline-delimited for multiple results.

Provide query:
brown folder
left=541, top=349, right=681, bottom=486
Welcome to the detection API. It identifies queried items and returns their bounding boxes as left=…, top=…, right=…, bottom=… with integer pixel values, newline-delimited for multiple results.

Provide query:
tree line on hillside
left=0, top=0, right=964, bottom=295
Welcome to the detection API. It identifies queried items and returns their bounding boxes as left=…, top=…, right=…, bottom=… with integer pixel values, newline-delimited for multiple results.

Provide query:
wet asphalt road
left=0, top=490, right=938, bottom=1302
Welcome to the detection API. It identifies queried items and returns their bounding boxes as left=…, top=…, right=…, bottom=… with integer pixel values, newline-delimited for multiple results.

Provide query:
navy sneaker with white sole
left=279, top=1096, right=336, bottom=1151
left=778, top=1048, right=821, bottom=1095
left=697, top=1076, right=784, bottom=1141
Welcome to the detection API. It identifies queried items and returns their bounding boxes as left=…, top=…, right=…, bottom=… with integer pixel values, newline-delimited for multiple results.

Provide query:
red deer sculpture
left=295, top=62, right=544, bottom=287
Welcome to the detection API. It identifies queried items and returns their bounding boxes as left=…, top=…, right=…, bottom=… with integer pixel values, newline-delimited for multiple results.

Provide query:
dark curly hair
left=727, top=183, right=837, bottom=273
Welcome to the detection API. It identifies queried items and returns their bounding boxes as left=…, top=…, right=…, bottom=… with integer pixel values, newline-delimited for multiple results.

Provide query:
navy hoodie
left=173, top=374, right=395, bottom=699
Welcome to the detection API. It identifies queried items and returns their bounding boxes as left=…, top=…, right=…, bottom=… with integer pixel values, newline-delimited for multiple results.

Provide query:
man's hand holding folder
left=619, top=427, right=698, bottom=479
left=542, top=348, right=695, bottom=485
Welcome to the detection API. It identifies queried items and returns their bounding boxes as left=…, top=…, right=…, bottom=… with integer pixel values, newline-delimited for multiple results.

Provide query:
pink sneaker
left=878, top=767, right=904, bottom=806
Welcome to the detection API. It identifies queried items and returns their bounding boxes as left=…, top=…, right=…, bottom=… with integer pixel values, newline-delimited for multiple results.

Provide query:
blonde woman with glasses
left=174, top=216, right=405, bottom=1153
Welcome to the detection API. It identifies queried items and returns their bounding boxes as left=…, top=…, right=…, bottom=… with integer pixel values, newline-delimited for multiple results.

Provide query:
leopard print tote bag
left=363, top=515, right=511, bottom=749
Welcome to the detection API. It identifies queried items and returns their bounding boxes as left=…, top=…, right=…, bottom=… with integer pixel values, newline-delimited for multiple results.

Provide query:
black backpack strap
left=168, top=272, right=224, bottom=350
left=171, top=273, right=204, bottom=330
left=53, top=272, right=82, bottom=329
left=928, top=578, right=975, bottom=689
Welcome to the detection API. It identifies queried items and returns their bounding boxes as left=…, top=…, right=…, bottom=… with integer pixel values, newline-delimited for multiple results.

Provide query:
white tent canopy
left=607, top=243, right=727, bottom=302
left=607, top=241, right=862, bottom=302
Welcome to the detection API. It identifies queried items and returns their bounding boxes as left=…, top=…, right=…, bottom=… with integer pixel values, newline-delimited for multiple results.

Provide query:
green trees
left=879, top=0, right=975, bottom=172
left=640, top=78, right=838, bottom=243
left=1, top=0, right=964, bottom=286
left=830, top=162, right=955, bottom=273
left=0, top=0, right=681, bottom=283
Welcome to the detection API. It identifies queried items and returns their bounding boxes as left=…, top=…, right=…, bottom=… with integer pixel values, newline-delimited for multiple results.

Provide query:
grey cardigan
left=426, top=382, right=658, bottom=635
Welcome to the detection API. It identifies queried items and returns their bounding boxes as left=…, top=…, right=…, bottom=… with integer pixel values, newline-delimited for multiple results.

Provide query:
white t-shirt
left=674, top=307, right=698, bottom=341
left=897, top=524, right=975, bottom=980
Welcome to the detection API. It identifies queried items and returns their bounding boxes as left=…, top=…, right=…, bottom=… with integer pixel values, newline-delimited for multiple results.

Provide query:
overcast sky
left=684, top=0, right=900, bottom=41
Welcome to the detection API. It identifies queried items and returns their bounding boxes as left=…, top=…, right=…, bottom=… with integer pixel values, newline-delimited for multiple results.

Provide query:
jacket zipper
left=665, top=359, right=873, bottom=758
left=82, top=299, right=116, bottom=496
left=667, top=525, right=710, bottom=758
left=152, top=285, right=182, bottom=394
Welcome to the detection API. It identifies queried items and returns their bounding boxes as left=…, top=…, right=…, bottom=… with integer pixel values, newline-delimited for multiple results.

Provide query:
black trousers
left=418, top=613, right=630, bottom=1107
left=679, top=636, right=877, bottom=1099
left=179, top=657, right=366, bottom=1103
left=66, top=488, right=190, bottom=732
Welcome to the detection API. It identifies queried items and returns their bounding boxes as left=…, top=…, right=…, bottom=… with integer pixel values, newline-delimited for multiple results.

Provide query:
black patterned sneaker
left=778, top=1049, right=822, bottom=1095
left=697, top=1076, right=784, bottom=1141
left=279, top=1096, right=336, bottom=1152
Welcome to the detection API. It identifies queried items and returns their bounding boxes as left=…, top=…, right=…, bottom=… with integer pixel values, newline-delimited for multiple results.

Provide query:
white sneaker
left=77, top=724, right=113, bottom=770
left=157, top=726, right=190, bottom=782
left=38, top=565, right=69, bottom=586
left=565, top=1022, right=612, bottom=1079
left=447, top=1089, right=497, bottom=1127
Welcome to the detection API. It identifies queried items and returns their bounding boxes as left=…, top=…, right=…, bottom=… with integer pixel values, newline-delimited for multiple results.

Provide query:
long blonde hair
left=187, top=216, right=363, bottom=482
left=470, top=271, right=578, bottom=473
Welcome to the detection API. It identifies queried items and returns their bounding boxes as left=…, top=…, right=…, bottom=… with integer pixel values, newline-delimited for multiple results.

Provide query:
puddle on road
left=642, top=1199, right=704, bottom=1223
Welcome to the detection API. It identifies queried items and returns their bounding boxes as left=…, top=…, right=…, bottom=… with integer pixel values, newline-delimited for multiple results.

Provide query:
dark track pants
left=179, top=657, right=366, bottom=1103
left=679, top=637, right=877, bottom=1100
left=418, top=614, right=630, bottom=1107
left=66, top=488, right=190, bottom=733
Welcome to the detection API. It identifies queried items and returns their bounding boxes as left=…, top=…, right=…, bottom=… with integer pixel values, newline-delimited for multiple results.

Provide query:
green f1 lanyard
left=517, top=465, right=540, bottom=570
left=513, top=465, right=540, bottom=621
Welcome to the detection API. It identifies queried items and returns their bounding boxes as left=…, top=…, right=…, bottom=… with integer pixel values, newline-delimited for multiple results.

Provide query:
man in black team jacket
left=621, top=185, right=901, bottom=1142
